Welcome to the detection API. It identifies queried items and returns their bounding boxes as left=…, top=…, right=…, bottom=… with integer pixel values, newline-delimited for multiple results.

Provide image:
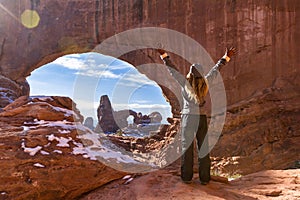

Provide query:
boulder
left=0, top=96, right=156, bottom=200
left=0, top=122, right=126, bottom=200
left=0, top=96, right=83, bottom=122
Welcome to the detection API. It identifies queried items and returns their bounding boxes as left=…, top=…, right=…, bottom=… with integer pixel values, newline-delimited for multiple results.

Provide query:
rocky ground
left=80, top=167, right=300, bottom=200
left=81, top=78, right=300, bottom=199
left=0, top=96, right=150, bottom=200
left=0, top=89, right=299, bottom=199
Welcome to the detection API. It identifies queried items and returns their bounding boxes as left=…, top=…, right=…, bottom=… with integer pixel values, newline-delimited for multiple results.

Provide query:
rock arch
left=0, top=0, right=299, bottom=116
left=95, top=95, right=163, bottom=133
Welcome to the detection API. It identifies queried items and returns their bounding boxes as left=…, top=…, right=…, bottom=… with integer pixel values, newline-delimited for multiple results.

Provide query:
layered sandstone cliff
left=0, top=0, right=298, bottom=106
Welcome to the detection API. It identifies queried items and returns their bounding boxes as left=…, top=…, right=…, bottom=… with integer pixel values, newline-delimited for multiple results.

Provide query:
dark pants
left=180, top=114, right=211, bottom=182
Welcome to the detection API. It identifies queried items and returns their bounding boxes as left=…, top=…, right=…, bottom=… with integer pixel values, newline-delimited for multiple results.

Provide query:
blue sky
left=27, top=53, right=172, bottom=124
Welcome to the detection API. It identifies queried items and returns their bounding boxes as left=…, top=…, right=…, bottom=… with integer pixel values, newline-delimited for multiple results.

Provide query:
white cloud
left=75, top=99, right=170, bottom=113
left=117, top=73, right=159, bottom=88
left=52, top=54, right=159, bottom=88
left=53, top=55, right=87, bottom=70
left=72, top=99, right=99, bottom=110
left=131, top=100, right=152, bottom=104
left=108, top=64, right=132, bottom=70
left=53, top=54, right=124, bottom=79
left=75, top=68, right=121, bottom=79
left=112, top=103, right=170, bottom=111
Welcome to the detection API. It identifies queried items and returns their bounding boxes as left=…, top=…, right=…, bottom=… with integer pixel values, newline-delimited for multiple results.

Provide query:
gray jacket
left=162, top=56, right=227, bottom=115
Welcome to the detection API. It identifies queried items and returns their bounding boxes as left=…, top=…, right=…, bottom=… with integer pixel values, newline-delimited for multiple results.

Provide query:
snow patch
left=21, top=142, right=42, bottom=156
left=73, top=141, right=84, bottom=148
left=53, top=150, right=62, bottom=154
left=73, top=133, right=140, bottom=164
left=44, top=121, right=77, bottom=130
left=21, top=126, right=30, bottom=135
left=33, top=163, right=45, bottom=168
left=22, top=119, right=154, bottom=167
left=124, top=177, right=134, bottom=185
left=47, top=134, right=57, bottom=141
left=40, top=150, right=50, bottom=155
left=58, top=129, right=71, bottom=134
left=23, top=120, right=93, bottom=136
left=122, top=175, right=131, bottom=180
left=72, top=146, right=87, bottom=155
left=47, top=134, right=72, bottom=147
left=44, top=143, right=51, bottom=147
left=52, top=106, right=74, bottom=117
left=30, top=96, right=54, bottom=101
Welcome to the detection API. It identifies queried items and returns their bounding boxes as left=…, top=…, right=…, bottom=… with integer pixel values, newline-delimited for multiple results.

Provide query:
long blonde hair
left=185, top=72, right=208, bottom=105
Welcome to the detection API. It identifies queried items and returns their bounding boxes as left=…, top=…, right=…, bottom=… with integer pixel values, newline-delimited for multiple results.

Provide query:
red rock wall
left=0, top=0, right=298, bottom=107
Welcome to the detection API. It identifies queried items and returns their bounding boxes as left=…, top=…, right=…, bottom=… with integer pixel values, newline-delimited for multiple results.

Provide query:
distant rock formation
left=83, top=117, right=95, bottom=131
left=95, top=95, right=163, bottom=134
left=133, top=112, right=151, bottom=125
left=113, top=109, right=138, bottom=129
left=96, top=95, right=119, bottom=133
left=148, top=111, right=163, bottom=123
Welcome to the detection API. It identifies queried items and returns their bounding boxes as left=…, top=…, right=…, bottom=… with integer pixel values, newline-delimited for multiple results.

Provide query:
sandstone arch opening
left=27, top=52, right=172, bottom=137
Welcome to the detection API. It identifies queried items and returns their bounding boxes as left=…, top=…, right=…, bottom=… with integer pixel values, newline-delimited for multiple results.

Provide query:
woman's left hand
left=225, top=47, right=237, bottom=59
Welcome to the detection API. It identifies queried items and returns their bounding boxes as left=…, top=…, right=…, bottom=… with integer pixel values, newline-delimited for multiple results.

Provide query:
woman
left=158, top=47, right=236, bottom=185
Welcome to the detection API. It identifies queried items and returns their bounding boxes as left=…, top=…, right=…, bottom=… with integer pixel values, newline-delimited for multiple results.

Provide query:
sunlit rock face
left=0, top=96, right=144, bottom=200
left=211, top=77, right=300, bottom=175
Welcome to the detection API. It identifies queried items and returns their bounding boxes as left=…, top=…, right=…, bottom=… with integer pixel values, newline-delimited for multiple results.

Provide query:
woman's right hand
left=223, top=47, right=237, bottom=62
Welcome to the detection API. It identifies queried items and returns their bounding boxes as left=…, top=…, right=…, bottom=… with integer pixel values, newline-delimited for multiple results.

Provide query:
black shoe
left=182, top=180, right=192, bottom=184
left=200, top=181, right=209, bottom=185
